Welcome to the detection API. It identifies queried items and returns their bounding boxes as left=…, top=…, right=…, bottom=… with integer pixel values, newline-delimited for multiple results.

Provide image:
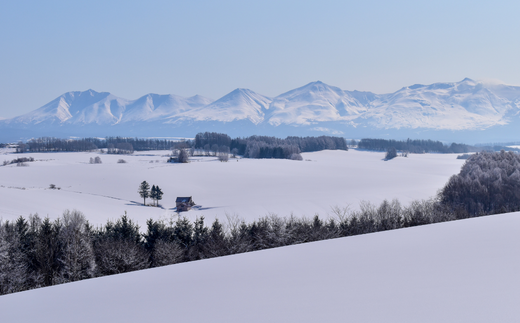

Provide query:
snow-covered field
left=0, top=149, right=464, bottom=228
left=1, top=211, right=518, bottom=323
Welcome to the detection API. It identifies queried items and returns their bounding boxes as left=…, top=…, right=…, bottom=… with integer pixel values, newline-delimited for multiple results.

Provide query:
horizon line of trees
left=194, top=132, right=348, bottom=159
left=17, top=137, right=188, bottom=153
left=2, top=151, right=520, bottom=296
left=357, top=138, right=476, bottom=154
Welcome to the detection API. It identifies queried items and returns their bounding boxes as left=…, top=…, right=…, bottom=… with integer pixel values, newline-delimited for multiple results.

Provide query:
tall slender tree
left=155, top=186, right=163, bottom=207
left=138, top=181, right=150, bottom=206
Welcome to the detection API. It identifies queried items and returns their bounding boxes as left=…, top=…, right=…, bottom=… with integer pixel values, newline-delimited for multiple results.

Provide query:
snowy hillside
left=1, top=78, right=520, bottom=142
left=1, top=211, right=518, bottom=323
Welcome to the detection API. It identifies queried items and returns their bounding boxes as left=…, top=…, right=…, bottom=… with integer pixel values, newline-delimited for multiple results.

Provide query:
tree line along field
left=1, top=150, right=519, bottom=296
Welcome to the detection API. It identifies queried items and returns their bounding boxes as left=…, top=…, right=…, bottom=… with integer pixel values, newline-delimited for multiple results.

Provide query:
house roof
left=176, top=196, right=192, bottom=203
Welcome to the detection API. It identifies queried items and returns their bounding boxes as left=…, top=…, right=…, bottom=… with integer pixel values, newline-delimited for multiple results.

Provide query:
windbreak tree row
left=358, top=138, right=475, bottom=154
left=21, top=137, right=188, bottom=153
left=195, top=132, right=348, bottom=159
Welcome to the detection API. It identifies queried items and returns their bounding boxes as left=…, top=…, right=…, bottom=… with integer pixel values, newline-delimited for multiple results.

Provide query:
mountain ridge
left=2, top=78, right=520, bottom=143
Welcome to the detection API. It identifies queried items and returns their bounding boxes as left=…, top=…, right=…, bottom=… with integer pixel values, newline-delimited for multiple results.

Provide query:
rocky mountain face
left=2, top=79, right=520, bottom=143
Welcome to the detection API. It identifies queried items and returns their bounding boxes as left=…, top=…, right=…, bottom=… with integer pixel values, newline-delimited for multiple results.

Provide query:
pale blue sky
left=1, top=0, right=519, bottom=118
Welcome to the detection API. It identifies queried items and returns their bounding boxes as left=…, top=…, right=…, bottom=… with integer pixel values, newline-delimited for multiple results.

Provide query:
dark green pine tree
left=138, top=181, right=150, bottom=206
left=155, top=186, right=163, bottom=207
left=150, top=185, right=158, bottom=206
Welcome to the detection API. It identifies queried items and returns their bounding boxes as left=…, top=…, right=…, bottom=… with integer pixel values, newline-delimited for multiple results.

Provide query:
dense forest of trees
left=358, top=138, right=475, bottom=153
left=2, top=151, right=519, bottom=295
left=194, top=132, right=347, bottom=159
left=439, top=150, right=520, bottom=215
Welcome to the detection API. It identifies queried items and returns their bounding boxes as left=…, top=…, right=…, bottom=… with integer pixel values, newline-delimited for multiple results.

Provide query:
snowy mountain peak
left=2, top=78, right=520, bottom=142
left=178, top=88, right=272, bottom=124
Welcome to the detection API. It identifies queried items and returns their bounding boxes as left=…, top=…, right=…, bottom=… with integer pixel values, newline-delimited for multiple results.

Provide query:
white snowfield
left=0, top=149, right=464, bottom=228
left=1, top=212, right=519, bottom=323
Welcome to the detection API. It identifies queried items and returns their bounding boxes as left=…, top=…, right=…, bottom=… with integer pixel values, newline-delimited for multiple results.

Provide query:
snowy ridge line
left=2, top=78, right=520, bottom=141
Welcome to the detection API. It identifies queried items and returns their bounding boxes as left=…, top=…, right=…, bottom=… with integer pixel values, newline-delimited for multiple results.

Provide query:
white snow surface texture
left=1, top=212, right=519, bottom=323
left=0, top=149, right=464, bottom=227
left=3, top=78, right=520, bottom=130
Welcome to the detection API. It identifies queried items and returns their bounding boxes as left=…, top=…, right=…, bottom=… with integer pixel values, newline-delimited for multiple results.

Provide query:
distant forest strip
left=1, top=151, right=520, bottom=296
left=357, top=138, right=520, bottom=154
left=13, top=133, right=348, bottom=160
left=18, top=137, right=182, bottom=153
left=194, top=132, right=347, bottom=159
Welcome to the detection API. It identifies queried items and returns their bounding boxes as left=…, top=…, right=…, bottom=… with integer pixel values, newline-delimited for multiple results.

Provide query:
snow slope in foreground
left=1, top=212, right=519, bottom=323
left=0, top=149, right=464, bottom=227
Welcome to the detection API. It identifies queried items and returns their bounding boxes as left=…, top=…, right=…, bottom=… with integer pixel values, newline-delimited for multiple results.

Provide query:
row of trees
left=106, top=143, right=134, bottom=154
left=194, top=132, right=347, bottom=160
left=2, top=157, right=35, bottom=166
left=358, top=138, right=475, bottom=154
left=138, top=181, right=163, bottom=206
left=17, top=137, right=188, bottom=153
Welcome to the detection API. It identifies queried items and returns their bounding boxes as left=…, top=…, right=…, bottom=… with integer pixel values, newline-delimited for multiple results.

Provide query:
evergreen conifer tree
left=150, top=185, right=157, bottom=206
left=155, top=186, right=163, bottom=207
left=138, top=181, right=150, bottom=206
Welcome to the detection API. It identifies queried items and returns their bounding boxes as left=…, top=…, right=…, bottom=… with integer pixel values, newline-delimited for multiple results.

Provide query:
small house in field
left=176, top=196, right=195, bottom=211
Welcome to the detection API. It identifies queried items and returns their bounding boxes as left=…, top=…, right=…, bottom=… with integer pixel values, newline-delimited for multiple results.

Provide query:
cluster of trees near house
left=2, top=150, right=520, bottom=295
left=138, top=181, right=163, bottom=206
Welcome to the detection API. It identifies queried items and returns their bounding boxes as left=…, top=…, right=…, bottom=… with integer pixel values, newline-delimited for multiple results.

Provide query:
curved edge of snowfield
left=1, top=212, right=519, bottom=323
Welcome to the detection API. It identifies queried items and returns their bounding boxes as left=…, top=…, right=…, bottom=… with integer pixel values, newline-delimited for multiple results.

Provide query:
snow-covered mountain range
left=2, top=78, right=520, bottom=143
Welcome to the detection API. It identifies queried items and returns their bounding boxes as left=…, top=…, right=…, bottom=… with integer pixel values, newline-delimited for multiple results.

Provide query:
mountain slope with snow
left=173, top=88, right=272, bottom=124
left=1, top=78, right=520, bottom=142
left=268, top=81, right=369, bottom=126
left=1, top=212, right=518, bottom=323
left=364, top=78, right=520, bottom=130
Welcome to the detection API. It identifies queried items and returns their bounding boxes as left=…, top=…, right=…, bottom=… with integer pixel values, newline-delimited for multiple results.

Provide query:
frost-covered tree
left=0, top=221, right=29, bottom=294
left=57, top=210, right=96, bottom=283
left=152, top=240, right=184, bottom=267
left=178, top=149, right=189, bottom=163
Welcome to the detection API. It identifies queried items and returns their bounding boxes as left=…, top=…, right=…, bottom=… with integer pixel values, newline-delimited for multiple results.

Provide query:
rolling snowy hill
left=1, top=211, right=518, bottom=323
left=2, top=78, right=520, bottom=142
